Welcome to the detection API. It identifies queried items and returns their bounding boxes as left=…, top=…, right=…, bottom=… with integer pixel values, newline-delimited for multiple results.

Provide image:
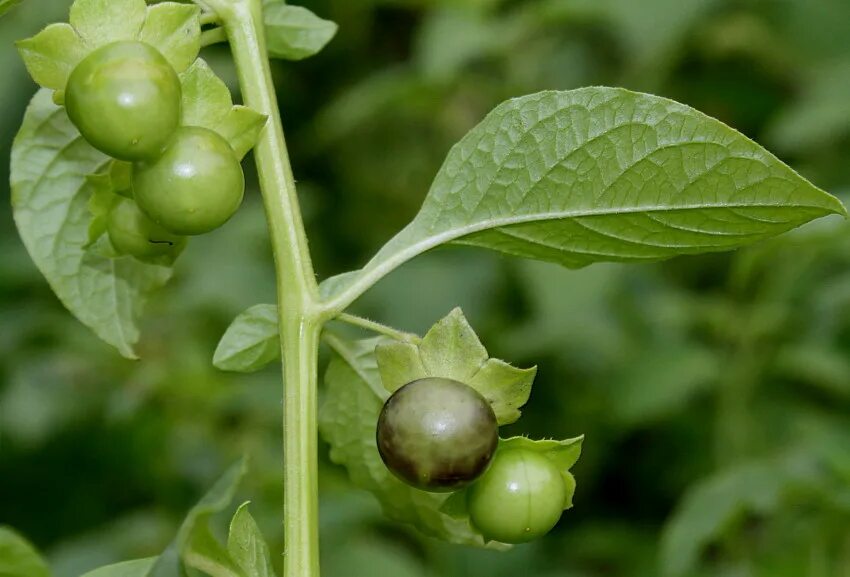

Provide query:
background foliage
left=1, top=0, right=849, bottom=576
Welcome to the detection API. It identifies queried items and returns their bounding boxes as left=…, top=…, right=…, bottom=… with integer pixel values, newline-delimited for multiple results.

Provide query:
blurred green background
left=2, top=0, right=850, bottom=576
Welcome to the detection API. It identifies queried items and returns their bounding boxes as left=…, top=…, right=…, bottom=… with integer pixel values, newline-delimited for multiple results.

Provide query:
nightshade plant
left=3, top=0, right=847, bottom=575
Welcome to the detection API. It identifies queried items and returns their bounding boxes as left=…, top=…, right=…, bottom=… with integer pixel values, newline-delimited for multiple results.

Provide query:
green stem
left=204, top=1, right=323, bottom=575
left=200, top=27, right=227, bottom=47
left=335, top=313, right=420, bottom=343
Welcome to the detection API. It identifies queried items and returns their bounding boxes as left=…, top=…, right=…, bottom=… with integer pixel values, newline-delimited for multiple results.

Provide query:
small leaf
left=660, top=460, right=796, bottom=577
left=109, top=160, right=134, bottom=197
left=79, top=558, right=157, bottom=577
left=320, top=88, right=846, bottom=306
left=0, top=0, right=26, bottom=19
left=140, top=2, right=202, bottom=73
left=147, top=459, right=248, bottom=577
left=86, top=173, right=119, bottom=245
left=227, top=503, right=277, bottom=577
left=218, top=107, right=268, bottom=160
left=375, top=340, right=427, bottom=393
left=468, top=359, right=535, bottom=425
left=418, top=307, right=488, bottom=381
left=0, top=526, right=50, bottom=577
left=11, top=90, right=174, bottom=358
left=180, top=59, right=265, bottom=156
left=70, top=0, right=148, bottom=46
left=16, top=23, right=87, bottom=90
left=213, top=304, right=280, bottom=373
left=319, top=336, right=500, bottom=548
left=263, top=2, right=338, bottom=61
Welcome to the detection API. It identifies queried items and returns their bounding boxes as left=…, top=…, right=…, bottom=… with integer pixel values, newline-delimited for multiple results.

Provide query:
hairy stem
left=206, top=0, right=323, bottom=575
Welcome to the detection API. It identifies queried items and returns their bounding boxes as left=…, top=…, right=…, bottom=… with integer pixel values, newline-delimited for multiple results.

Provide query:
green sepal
left=109, top=160, right=134, bottom=198
left=139, top=2, right=202, bottom=73
left=375, top=308, right=536, bottom=425
left=440, top=435, right=584, bottom=521
left=16, top=23, right=86, bottom=90
left=86, top=173, right=119, bottom=246
left=179, top=59, right=267, bottom=159
left=263, top=1, right=338, bottom=61
left=17, top=0, right=201, bottom=95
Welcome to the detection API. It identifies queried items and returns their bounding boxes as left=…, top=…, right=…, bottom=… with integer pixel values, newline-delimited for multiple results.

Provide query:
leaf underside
left=321, top=87, right=846, bottom=301
left=10, top=90, right=173, bottom=358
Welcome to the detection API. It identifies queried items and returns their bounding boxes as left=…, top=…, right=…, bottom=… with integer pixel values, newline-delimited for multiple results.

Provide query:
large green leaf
left=318, top=336, right=499, bottom=548
left=0, top=527, right=50, bottom=577
left=10, top=90, right=173, bottom=358
left=320, top=88, right=845, bottom=305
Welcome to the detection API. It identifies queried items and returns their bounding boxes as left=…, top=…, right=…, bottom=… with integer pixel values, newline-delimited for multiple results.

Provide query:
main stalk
left=206, top=1, right=323, bottom=575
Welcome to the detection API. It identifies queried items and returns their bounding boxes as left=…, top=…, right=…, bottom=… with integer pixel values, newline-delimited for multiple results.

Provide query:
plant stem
left=200, top=27, right=227, bottom=47
left=335, top=313, right=420, bottom=343
left=206, top=1, right=323, bottom=575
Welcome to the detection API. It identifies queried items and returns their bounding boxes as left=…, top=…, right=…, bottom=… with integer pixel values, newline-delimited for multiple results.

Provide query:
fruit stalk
left=204, top=0, right=323, bottom=575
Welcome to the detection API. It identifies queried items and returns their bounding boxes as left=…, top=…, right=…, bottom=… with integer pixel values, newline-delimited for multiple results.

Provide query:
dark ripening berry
left=132, top=126, right=245, bottom=236
left=468, top=449, right=565, bottom=544
left=376, top=377, right=499, bottom=492
left=65, top=41, right=181, bottom=161
left=107, top=197, right=186, bottom=263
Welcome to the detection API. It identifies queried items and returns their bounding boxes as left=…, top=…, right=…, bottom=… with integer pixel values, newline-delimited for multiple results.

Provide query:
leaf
left=213, top=304, right=280, bottom=373
left=11, top=90, right=174, bottom=358
left=660, top=457, right=815, bottom=577
left=148, top=458, right=248, bottom=577
left=16, top=23, right=87, bottom=90
left=320, top=88, right=846, bottom=306
left=227, top=503, right=277, bottom=577
left=139, top=2, right=202, bottom=73
left=374, top=308, right=534, bottom=425
left=263, top=1, right=338, bottom=61
left=318, top=336, right=500, bottom=548
left=0, top=0, right=26, bottom=19
left=180, top=59, right=265, bottom=158
left=0, top=526, right=50, bottom=577
left=79, top=558, right=157, bottom=577
left=69, top=0, right=148, bottom=46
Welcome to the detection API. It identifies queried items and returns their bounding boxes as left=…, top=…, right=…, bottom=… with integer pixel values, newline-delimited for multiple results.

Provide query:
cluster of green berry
left=65, top=40, right=245, bottom=263
left=377, top=377, right=567, bottom=544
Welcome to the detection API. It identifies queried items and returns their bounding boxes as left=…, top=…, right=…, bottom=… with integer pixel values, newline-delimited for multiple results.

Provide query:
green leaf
left=16, top=23, right=87, bottom=90
left=139, top=2, right=202, bottom=73
left=318, top=336, right=500, bottom=548
left=79, top=558, right=157, bottom=577
left=374, top=308, right=534, bottom=425
left=10, top=90, right=174, bottom=358
left=227, top=503, right=277, bottom=577
left=660, top=458, right=813, bottom=577
left=320, top=88, right=846, bottom=305
left=147, top=459, right=248, bottom=577
left=213, top=304, right=280, bottom=373
left=180, top=59, right=265, bottom=159
left=0, top=527, right=50, bottom=577
left=70, top=0, right=148, bottom=46
left=0, top=0, right=26, bottom=19
left=263, top=1, right=338, bottom=61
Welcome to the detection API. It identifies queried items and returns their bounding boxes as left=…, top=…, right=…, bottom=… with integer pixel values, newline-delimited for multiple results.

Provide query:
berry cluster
left=377, top=377, right=567, bottom=544
left=65, top=40, right=245, bottom=262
